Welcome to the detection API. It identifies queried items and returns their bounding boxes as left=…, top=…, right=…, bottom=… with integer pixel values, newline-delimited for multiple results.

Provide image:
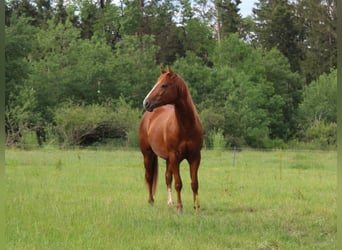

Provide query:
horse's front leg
left=165, top=159, right=173, bottom=206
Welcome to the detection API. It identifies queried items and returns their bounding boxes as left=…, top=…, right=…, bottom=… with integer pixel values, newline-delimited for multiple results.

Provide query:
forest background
left=4, top=0, right=337, bottom=149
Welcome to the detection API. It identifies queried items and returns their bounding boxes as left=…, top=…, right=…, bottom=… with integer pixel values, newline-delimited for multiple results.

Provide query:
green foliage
left=5, top=13, right=37, bottom=103
left=4, top=0, right=337, bottom=149
left=54, top=98, right=140, bottom=147
left=209, top=35, right=297, bottom=147
left=296, top=69, right=337, bottom=148
left=172, top=35, right=306, bottom=148
left=262, top=48, right=303, bottom=140
left=112, top=35, right=160, bottom=107
left=179, top=18, right=215, bottom=60
left=173, top=51, right=212, bottom=104
left=215, top=0, right=242, bottom=39
left=303, top=121, right=337, bottom=149
left=299, top=69, right=337, bottom=127
left=253, top=0, right=302, bottom=72
left=296, top=0, right=337, bottom=83
left=208, top=128, right=226, bottom=154
left=5, top=85, right=41, bottom=146
left=200, top=108, right=225, bottom=134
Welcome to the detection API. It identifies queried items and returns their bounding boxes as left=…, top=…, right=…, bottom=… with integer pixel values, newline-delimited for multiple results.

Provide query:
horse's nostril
left=143, top=100, right=149, bottom=108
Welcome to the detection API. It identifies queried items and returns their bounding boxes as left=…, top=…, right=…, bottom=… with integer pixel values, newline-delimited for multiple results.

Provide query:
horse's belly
left=151, top=145, right=169, bottom=159
left=148, top=125, right=173, bottom=159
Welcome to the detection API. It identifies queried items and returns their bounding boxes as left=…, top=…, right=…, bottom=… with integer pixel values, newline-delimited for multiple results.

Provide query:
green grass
left=5, top=149, right=336, bottom=249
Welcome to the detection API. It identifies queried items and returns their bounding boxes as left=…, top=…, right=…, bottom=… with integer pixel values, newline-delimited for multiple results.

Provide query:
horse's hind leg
left=143, top=150, right=158, bottom=204
left=167, top=153, right=183, bottom=213
left=173, top=165, right=183, bottom=214
left=189, top=154, right=201, bottom=210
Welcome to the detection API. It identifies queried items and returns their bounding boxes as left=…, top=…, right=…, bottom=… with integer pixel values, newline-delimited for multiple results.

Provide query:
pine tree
left=295, top=0, right=337, bottom=83
left=215, top=0, right=242, bottom=41
left=253, top=0, right=303, bottom=73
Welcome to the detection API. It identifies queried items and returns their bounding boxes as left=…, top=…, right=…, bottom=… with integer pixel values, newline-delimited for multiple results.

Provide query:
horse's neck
left=174, top=88, right=199, bottom=131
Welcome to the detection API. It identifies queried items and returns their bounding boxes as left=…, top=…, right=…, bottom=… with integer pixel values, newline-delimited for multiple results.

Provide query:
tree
left=35, top=0, right=53, bottom=26
left=5, top=13, right=37, bottom=103
left=54, top=0, right=68, bottom=24
left=119, top=0, right=142, bottom=35
left=253, top=0, right=303, bottom=72
left=215, top=0, right=241, bottom=40
left=93, top=3, right=122, bottom=47
left=119, top=0, right=182, bottom=64
left=261, top=48, right=303, bottom=140
left=5, top=86, right=41, bottom=146
left=5, top=14, right=40, bottom=145
left=112, top=35, right=159, bottom=107
left=5, top=0, right=38, bottom=25
left=27, top=19, right=84, bottom=120
left=299, top=69, right=336, bottom=129
left=210, top=35, right=300, bottom=146
left=4, top=0, right=337, bottom=148
left=178, top=18, right=214, bottom=64
left=172, top=51, right=212, bottom=105
left=295, top=0, right=337, bottom=83
left=79, top=0, right=98, bottom=39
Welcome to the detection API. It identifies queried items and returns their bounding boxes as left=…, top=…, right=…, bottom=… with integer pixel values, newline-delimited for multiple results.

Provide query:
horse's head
left=143, top=66, right=181, bottom=112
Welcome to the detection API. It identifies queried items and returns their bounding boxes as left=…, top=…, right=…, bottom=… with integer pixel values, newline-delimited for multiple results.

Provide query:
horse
left=139, top=66, right=203, bottom=213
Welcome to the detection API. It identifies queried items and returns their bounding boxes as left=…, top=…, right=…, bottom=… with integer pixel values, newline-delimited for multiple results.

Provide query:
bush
left=200, top=108, right=225, bottom=147
left=304, top=121, right=336, bottom=148
left=299, top=69, right=337, bottom=128
left=54, top=98, right=140, bottom=147
left=208, top=129, right=226, bottom=154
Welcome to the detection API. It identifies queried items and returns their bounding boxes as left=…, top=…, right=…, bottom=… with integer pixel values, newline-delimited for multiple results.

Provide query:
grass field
left=5, top=148, right=336, bottom=249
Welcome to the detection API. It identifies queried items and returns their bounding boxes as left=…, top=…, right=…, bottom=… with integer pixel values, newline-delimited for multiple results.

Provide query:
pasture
left=5, top=148, right=336, bottom=249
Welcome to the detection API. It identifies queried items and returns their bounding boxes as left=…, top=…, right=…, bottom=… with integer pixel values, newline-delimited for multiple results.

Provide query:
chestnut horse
left=139, top=66, right=203, bottom=213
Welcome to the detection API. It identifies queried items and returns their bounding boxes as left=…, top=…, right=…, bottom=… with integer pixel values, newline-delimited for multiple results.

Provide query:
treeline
left=5, top=0, right=337, bottom=149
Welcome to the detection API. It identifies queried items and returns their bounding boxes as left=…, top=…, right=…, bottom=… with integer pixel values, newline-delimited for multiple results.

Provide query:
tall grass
left=5, top=149, right=336, bottom=249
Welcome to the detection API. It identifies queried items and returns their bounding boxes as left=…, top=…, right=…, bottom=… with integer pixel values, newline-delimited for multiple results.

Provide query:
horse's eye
left=161, top=84, right=168, bottom=89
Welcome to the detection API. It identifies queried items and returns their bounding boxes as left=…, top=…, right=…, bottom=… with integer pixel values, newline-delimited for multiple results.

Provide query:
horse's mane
left=174, top=74, right=198, bottom=115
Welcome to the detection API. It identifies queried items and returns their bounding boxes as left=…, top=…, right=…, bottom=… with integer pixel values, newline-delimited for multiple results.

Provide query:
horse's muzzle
left=143, top=99, right=156, bottom=112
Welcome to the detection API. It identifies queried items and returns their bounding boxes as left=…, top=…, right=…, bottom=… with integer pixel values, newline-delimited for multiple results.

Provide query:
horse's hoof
left=148, top=198, right=154, bottom=205
left=177, top=204, right=183, bottom=214
left=193, top=198, right=200, bottom=210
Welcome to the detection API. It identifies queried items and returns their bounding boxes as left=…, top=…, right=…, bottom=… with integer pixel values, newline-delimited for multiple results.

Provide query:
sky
left=239, top=0, right=257, bottom=17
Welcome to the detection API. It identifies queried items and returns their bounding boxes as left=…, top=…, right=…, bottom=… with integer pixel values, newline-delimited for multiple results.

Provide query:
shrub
left=54, top=98, right=140, bottom=147
left=304, top=121, right=336, bottom=148
left=299, top=69, right=337, bottom=128
left=208, top=129, right=226, bottom=154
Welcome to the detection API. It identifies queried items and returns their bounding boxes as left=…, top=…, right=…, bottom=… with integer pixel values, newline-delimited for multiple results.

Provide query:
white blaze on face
left=143, top=81, right=160, bottom=107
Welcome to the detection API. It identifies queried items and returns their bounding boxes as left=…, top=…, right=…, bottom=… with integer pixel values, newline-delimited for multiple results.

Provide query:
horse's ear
left=167, top=65, right=177, bottom=78
left=167, top=65, right=173, bottom=74
left=161, top=66, right=167, bottom=74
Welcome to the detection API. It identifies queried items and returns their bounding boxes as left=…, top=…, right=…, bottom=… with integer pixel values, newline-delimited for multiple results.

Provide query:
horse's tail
left=152, top=156, right=158, bottom=196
